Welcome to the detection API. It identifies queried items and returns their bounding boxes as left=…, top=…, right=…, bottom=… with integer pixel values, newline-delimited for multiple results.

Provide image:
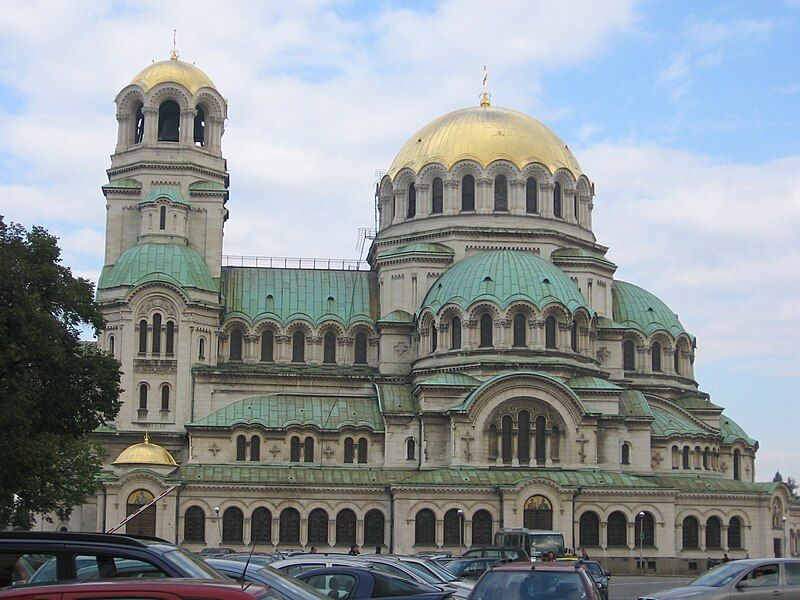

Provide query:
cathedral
left=60, top=52, right=798, bottom=573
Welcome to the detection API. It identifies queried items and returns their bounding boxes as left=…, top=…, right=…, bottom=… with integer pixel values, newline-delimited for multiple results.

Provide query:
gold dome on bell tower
left=130, top=52, right=216, bottom=94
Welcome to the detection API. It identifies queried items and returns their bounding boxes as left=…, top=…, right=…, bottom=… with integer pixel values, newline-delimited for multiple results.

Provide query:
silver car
left=640, top=558, right=800, bottom=600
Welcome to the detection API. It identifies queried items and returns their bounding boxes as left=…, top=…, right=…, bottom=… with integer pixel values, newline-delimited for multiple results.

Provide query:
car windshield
left=421, top=559, right=458, bottom=582
left=529, top=535, right=564, bottom=555
left=398, top=560, right=444, bottom=583
left=690, top=562, right=751, bottom=588
left=471, top=570, right=586, bottom=600
left=261, top=565, right=330, bottom=599
left=445, top=560, right=473, bottom=574
left=583, top=563, right=603, bottom=577
left=163, top=547, right=226, bottom=579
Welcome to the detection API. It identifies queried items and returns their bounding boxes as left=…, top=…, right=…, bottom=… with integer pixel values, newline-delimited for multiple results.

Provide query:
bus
left=494, top=528, right=566, bottom=560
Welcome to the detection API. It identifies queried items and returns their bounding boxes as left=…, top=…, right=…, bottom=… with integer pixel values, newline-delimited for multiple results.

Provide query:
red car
left=467, top=561, right=602, bottom=600
left=0, top=578, right=274, bottom=600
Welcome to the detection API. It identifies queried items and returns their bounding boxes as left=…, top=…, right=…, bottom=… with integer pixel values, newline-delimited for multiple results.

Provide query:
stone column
left=564, top=187, right=577, bottom=223
left=308, top=336, right=322, bottom=365
left=497, top=318, right=511, bottom=350
left=275, top=335, right=290, bottom=364
left=600, top=522, right=608, bottom=550
left=272, top=518, right=280, bottom=548
left=463, top=319, right=478, bottom=351
left=243, top=516, right=252, bottom=545
left=511, top=429, right=520, bottom=467
left=436, top=519, right=444, bottom=548
left=142, top=107, right=158, bottom=145
left=115, top=113, right=127, bottom=151
left=208, top=116, right=224, bottom=153
left=328, top=519, right=336, bottom=548
left=244, top=334, right=258, bottom=363
left=700, top=524, right=707, bottom=551
left=379, top=194, right=392, bottom=229
left=464, top=519, right=473, bottom=548
left=627, top=522, right=636, bottom=550
left=531, top=319, right=544, bottom=350
left=392, top=190, right=406, bottom=225
left=338, top=337, right=353, bottom=365
left=577, top=192, right=590, bottom=227
left=722, top=524, right=729, bottom=551
left=444, top=179, right=459, bottom=214
left=416, top=183, right=430, bottom=218
left=539, top=182, right=554, bottom=217
left=476, top=177, right=492, bottom=214
left=180, top=108, right=197, bottom=146
left=357, top=519, right=365, bottom=546
left=300, top=517, right=308, bottom=547
left=558, top=322, right=572, bottom=352
left=509, top=178, right=525, bottom=214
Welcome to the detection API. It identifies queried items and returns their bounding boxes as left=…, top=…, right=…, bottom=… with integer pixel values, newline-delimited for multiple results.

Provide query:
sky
left=0, top=0, right=798, bottom=480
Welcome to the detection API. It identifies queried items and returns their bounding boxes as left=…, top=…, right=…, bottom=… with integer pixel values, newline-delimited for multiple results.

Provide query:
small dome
left=113, top=433, right=177, bottom=466
left=611, top=281, right=686, bottom=337
left=131, top=56, right=216, bottom=94
left=421, top=250, right=589, bottom=313
left=389, top=106, right=581, bottom=179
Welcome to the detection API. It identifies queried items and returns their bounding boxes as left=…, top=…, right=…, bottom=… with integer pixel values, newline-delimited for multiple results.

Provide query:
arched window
left=323, top=331, right=337, bottom=364
left=336, top=509, right=357, bottom=545
left=261, top=330, right=274, bottom=362
left=479, top=313, right=493, bottom=348
left=354, top=332, right=368, bottom=364
left=431, top=178, right=444, bottom=214
left=682, top=516, right=699, bottom=549
left=308, top=508, right=329, bottom=545
left=364, top=510, right=385, bottom=546
left=292, top=330, right=305, bottom=363
left=461, top=175, right=475, bottom=211
left=551, top=425, right=560, bottom=460
left=159, top=205, right=167, bottom=230
left=553, top=182, right=562, bottom=218
left=235, top=435, right=247, bottom=461
left=250, top=436, right=260, bottom=461
left=512, top=313, right=527, bottom=347
left=579, top=511, right=600, bottom=548
left=407, top=183, right=416, bottom=218
left=138, top=319, right=148, bottom=354
left=193, top=105, right=206, bottom=146
left=165, top=321, right=175, bottom=355
left=222, top=507, right=243, bottom=543
left=501, top=415, right=513, bottom=464
left=706, top=516, right=722, bottom=549
left=443, top=509, right=463, bottom=546
left=607, top=511, right=628, bottom=547
left=671, top=445, right=680, bottom=469
left=304, top=437, right=314, bottom=462
left=733, top=449, right=741, bottom=480
left=450, top=317, right=462, bottom=350
left=682, top=446, right=690, bottom=469
left=151, top=313, right=162, bottom=354
left=728, top=517, right=743, bottom=549
left=198, top=337, right=205, bottom=360
left=430, top=323, right=437, bottom=353
left=523, top=495, right=553, bottom=530
left=138, top=384, right=148, bottom=410
left=570, top=321, right=578, bottom=352
left=108, top=334, right=115, bottom=356
left=623, top=339, right=636, bottom=370
left=357, top=438, right=368, bottom=464
left=344, top=438, right=354, bottom=463
left=160, top=384, right=169, bottom=411
left=472, top=510, right=493, bottom=545
left=651, top=341, right=662, bottom=372
left=636, top=512, right=655, bottom=548
left=405, top=438, right=417, bottom=461
left=229, top=328, right=243, bottom=361
left=535, top=415, right=547, bottom=464
left=251, top=507, right=271, bottom=543
left=133, top=102, right=145, bottom=144
left=290, top=436, right=301, bottom=462
left=621, top=443, right=631, bottom=465
left=518, top=410, right=531, bottom=464
left=279, top=508, right=300, bottom=544
left=545, top=316, right=557, bottom=349
left=184, top=506, right=205, bottom=543
left=157, top=100, right=180, bottom=142
left=674, top=348, right=680, bottom=374
left=415, top=509, right=436, bottom=546
left=494, top=174, right=508, bottom=211
left=526, top=177, right=538, bottom=213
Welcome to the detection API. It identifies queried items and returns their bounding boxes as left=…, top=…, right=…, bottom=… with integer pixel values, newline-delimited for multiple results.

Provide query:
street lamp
left=638, top=511, right=646, bottom=571
left=457, top=509, right=465, bottom=555
left=783, top=516, right=788, bottom=558
left=214, top=506, right=221, bottom=546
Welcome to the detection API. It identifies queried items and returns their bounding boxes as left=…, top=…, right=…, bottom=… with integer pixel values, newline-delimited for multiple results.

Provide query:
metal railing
left=222, top=255, right=370, bottom=271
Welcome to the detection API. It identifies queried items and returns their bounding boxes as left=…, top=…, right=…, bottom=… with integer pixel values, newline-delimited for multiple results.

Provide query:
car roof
left=0, top=578, right=267, bottom=596
left=0, top=531, right=171, bottom=548
left=492, top=562, right=580, bottom=572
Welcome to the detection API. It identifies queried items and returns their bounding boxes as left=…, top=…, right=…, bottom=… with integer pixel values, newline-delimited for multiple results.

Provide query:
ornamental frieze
left=133, top=359, right=177, bottom=374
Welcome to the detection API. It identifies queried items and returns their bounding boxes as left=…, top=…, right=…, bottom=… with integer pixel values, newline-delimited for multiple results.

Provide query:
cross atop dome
left=480, top=65, right=491, bottom=107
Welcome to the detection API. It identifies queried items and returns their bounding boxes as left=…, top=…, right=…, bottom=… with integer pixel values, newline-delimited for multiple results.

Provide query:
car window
left=283, top=563, right=326, bottom=577
left=370, top=563, right=412, bottom=580
left=161, top=547, right=223, bottom=579
left=372, top=573, right=428, bottom=598
left=0, top=552, right=57, bottom=587
left=786, top=563, right=800, bottom=585
left=302, top=573, right=358, bottom=600
left=471, top=570, right=587, bottom=600
left=72, top=555, right=168, bottom=581
left=743, top=564, right=779, bottom=587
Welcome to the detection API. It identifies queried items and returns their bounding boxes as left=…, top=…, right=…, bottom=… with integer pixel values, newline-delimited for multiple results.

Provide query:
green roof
left=381, top=243, right=455, bottom=260
left=649, top=473, right=769, bottom=494
left=221, top=268, right=378, bottom=326
left=674, top=395, right=723, bottom=411
left=189, top=180, right=226, bottom=192
left=612, top=281, right=686, bottom=337
left=378, top=310, right=414, bottom=324
left=98, top=243, right=218, bottom=293
left=422, top=250, right=589, bottom=314
left=102, top=178, right=142, bottom=191
left=619, top=390, right=654, bottom=418
left=719, top=415, right=758, bottom=446
left=551, top=247, right=616, bottom=268
left=566, top=376, right=622, bottom=390
left=190, top=395, right=384, bottom=432
left=375, top=384, right=419, bottom=413
left=417, top=373, right=481, bottom=387
left=139, top=186, right=190, bottom=206
left=650, top=406, right=707, bottom=438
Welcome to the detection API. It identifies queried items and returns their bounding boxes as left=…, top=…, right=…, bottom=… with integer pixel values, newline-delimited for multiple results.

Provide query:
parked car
left=201, top=547, right=237, bottom=557
left=224, top=552, right=280, bottom=566
left=207, top=558, right=329, bottom=600
left=579, top=560, right=610, bottom=600
left=297, top=566, right=454, bottom=600
left=0, top=578, right=273, bottom=600
left=270, top=555, right=371, bottom=577
left=461, top=547, right=529, bottom=563
left=638, top=558, right=800, bottom=600
left=355, top=556, right=468, bottom=599
left=0, top=531, right=224, bottom=587
left=444, top=558, right=501, bottom=581
left=467, top=561, right=601, bottom=600
left=360, top=555, right=473, bottom=596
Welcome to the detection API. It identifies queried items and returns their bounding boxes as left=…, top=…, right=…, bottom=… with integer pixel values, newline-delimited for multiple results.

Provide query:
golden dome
left=388, top=105, right=581, bottom=179
left=131, top=56, right=216, bottom=94
left=113, top=433, right=177, bottom=467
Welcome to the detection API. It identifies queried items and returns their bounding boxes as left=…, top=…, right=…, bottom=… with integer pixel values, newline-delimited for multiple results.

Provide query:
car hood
left=645, top=586, right=719, bottom=600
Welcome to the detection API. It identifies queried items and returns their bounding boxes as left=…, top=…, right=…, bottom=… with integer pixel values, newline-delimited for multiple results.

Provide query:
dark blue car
left=297, top=566, right=453, bottom=600
left=206, top=558, right=328, bottom=600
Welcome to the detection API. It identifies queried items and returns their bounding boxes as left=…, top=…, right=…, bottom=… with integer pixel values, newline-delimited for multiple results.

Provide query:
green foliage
left=0, top=218, right=121, bottom=528
left=772, top=472, right=799, bottom=501
left=774, top=471, right=783, bottom=483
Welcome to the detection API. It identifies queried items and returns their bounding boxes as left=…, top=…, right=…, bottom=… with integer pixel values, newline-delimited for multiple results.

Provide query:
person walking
left=348, top=545, right=360, bottom=556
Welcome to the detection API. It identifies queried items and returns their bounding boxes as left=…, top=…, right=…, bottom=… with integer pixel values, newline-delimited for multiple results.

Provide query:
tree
left=773, top=472, right=799, bottom=501
left=774, top=471, right=783, bottom=483
left=0, top=218, right=121, bottom=528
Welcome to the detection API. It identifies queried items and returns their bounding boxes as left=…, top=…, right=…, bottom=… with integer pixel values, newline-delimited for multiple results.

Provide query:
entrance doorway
left=126, top=489, right=156, bottom=537
left=523, top=495, right=553, bottom=530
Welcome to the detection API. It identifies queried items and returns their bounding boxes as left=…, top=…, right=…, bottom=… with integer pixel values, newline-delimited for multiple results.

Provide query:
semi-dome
left=131, top=55, right=216, bottom=94
left=388, top=105, right=581, bottom=179
left=612, top=281, right=686, bottom=337
left=113, top=433, right=177, bottom=467
left=421, top=250, right=589, bottom=313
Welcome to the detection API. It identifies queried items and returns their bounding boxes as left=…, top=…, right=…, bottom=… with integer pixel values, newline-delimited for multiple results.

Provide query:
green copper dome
left=421, top=250, right=589, bottom=313
left=612, top=281, right=686, bottom=337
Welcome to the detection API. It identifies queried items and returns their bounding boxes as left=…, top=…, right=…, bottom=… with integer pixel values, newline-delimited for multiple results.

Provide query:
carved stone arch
left=348, top=321, right=376, bottom=338
left=621, top=329, right=648, bottom=346
left=540, top=302, right=569, bottom=322
left=484, top=396, right=567, bottom=432
left=116, top=87, right=147, bottom=116
left=406, top=498, right=445, bottom=516
left=253, top=318, right=281, bottom=336
left=193, top=91, right=225, bottom=119
left=419, top=162, right=447, bottom=185
left=450, top=160, right=482, bottom=178
left=572, top=307, right=592, bottom=325
left=486, top=159, right=519, bottom=178
left=576, top=175, right=592, bottom=197
left=506, top=301, right=536, bottom=320
left=271, top=499, right=307, bottom=514
left=674, top=508, right=706, bottom=524
left=222, top=318, right=252, bottom=336
left=628, top=504, right=665, bottom=524
left=117, top=474, right=167, bottom=509
left=466, top=301, right=501, bottom=321
left=356, top=504, right=389, bottom=520
left=126, top=281, right=191, bottom=308
left=379, top=175, right=394, bottom=199
left=317, top=320, right=347, bottom=338
left=418, top=309, right=437, bottom=330
left=650, top=330, right=674, bottom=349
left=438, top=304, right=465, bottom=324
left=146, top=86, right=191, bottom=110
left=134, top=294, right=180, bottom=320
left=553, top=167, right=577, bottom=189
left=725, top=508, right=752, bottom=528
left=521, top=162, right=553, bottom=182
left=285, top=320, right=312, bottom=336
left=392, top=168, right=417, bottom=192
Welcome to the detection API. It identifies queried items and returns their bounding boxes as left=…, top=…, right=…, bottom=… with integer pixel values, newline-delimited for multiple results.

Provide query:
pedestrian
left=745, top=553, right=750, bottom=559
left=348, top=544, right=360, bottom=556
left=722, top=553, right=730, bottom=563
left=375, top=545, right=382, bottom=554
left=310, top=546, right=318, bottom=554
left=580, top=547, right=589, bottom=560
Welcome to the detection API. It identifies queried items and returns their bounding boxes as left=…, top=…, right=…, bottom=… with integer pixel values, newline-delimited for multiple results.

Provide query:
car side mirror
left=603, top=570, right=611, bottom=577
left=736, top=580, right=752, bottom=590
